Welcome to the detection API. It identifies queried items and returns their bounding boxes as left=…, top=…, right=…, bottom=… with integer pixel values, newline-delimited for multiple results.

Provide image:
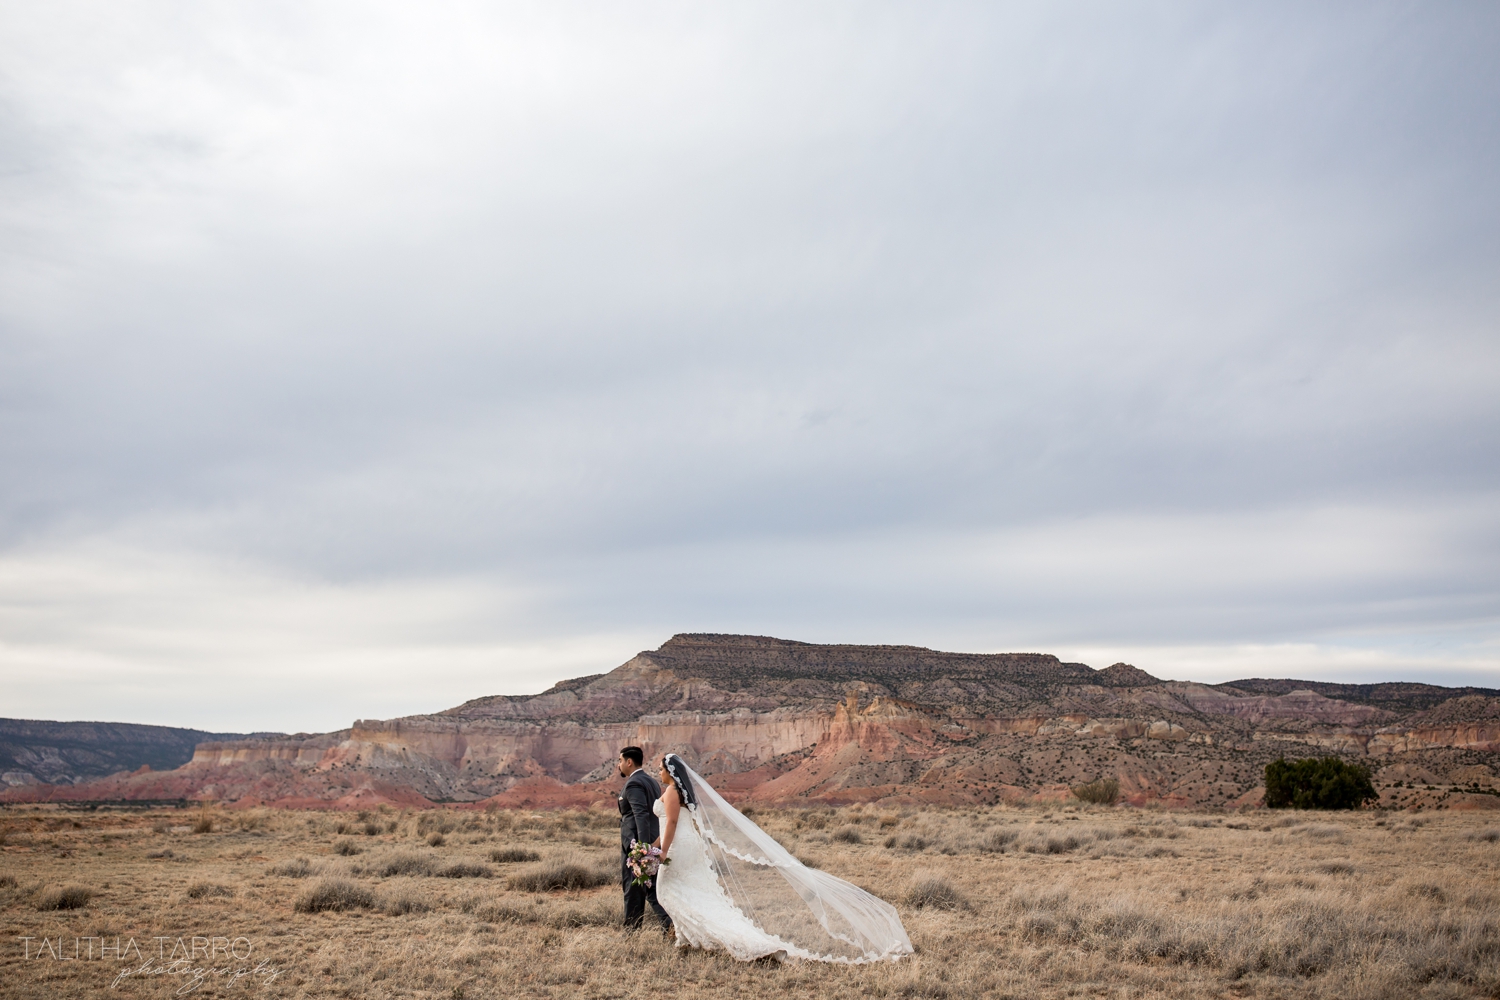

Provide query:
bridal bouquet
left=626, top=839, right=670, bottom=888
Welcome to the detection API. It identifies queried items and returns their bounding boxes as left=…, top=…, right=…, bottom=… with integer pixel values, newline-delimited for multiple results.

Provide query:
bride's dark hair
left=661, top=753, right=696, bottom=807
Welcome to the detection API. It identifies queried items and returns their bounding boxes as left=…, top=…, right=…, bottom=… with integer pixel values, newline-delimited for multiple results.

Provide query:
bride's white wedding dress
left=650, top=759, right=912, bottom=964
left=654, top=796, right=789, bottom=960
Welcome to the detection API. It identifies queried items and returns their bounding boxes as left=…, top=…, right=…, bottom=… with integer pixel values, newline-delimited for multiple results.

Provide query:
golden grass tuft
left=184, top=880, right=233, bottom=899
left=34, top=884, right=91, bottom=910
left=903, top=874, right=968, bottom=910
left=506, top=860, right=614, bottom=892
left=294, top=877, right=375, bottom=913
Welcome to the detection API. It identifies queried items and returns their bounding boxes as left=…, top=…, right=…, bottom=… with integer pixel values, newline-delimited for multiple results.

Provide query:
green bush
left=1264, top=757, right=1376, bottom=810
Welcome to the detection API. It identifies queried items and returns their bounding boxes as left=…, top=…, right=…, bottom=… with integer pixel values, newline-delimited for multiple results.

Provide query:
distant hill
left=0, top=719, right=277, bottom=786
left=1217, top=679, right=1499, bottom=713
left=3, top=635, right=1497, bottom=811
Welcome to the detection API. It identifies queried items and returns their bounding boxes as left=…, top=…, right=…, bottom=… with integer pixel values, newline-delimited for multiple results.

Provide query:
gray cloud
left=1, top=3, right=1497, bottom=729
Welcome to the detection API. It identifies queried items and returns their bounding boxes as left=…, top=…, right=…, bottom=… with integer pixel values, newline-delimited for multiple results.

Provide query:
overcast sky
left=2, top=3, right=1497, bottom=733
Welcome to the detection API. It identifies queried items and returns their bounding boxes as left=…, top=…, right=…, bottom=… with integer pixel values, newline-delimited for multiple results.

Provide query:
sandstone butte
left=4, top=634, right=1499, bottom=813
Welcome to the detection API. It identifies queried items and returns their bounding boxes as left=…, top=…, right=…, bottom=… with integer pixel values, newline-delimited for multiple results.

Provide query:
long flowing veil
left=673, top=758, right=913, bottom=963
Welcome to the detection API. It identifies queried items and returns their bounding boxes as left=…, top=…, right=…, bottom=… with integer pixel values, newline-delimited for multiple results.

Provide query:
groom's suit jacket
left=618, top=769, right=662, bottom=853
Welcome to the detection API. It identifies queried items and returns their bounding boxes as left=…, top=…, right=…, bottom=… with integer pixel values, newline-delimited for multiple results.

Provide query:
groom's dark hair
left=620, top=746, right=644, bottom=766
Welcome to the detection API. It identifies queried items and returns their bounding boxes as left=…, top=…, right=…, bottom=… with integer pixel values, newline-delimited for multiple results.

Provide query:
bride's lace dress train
left=654, top=797, right=789, bottom=960
left=650, top=761, right=912, bottom=964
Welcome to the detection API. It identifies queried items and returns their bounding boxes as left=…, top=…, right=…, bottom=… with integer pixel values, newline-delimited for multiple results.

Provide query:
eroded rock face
left=5, top=634, right=1498, bottom=810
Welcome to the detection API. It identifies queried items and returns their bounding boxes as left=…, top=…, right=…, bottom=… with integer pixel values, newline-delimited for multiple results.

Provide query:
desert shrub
left=489, top=847, right=541, bottom=864
left=378, top=852, right=438, bottom=877
left=416, top=814, right=455, bottom=835
left=36, top=884, right=92, bottom=911
left=146, top=849, right=174, bottom=859
left=427, top=832, right=446, bottom=847
left=381, top=890, right=433, bottom=915
left=547, top=900, right=617, bottom=928
left=191, top=815, right=214, bottom=834
left=879, top=815, right=900, bottom=829
left=832, top=826, right=863, bottom=845
left=185, top=881, right=234, bottom=899
left=1473, top=829, right=1500, bottom=843
left=507, top=861, right=613, bottom=892
left=887, top=833, right=929, bottom=851
left=364, top=822, right=380, bottom=836
left=270, top=857, right=314, bottom=878
left=980, top=829, right=1018, bottom=853
left=797, top=855, right=822, bottom=869
left=435, top=861, right=493, bottom=879
left=333, top=839, right=361, bottom=856
left=151, top=821, right=170, bottom=835
left=475, top=901, right=540, bottom=924
left=1071, top=778, right=1121, bottom=806
left=0, top=875, right=16, bottom=889
left=335, top=822, right=351, bottom=835
left=294, top=878, right=375, bottom=913
left=1045, top=835, right=1081, bottom=855
left=903, top=876, right=967, bottom=910
left=1264, top=757, right=1377, bottom=810
left=1317, top=860, right=1357, bottom=876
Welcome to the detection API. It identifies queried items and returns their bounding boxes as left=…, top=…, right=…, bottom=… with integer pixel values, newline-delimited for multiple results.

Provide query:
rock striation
left=5, top=634, right=1498, bottom=811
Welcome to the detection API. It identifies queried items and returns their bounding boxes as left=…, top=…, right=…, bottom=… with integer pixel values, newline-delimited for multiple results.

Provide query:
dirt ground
left=2, top=801, right=1498, bottom=999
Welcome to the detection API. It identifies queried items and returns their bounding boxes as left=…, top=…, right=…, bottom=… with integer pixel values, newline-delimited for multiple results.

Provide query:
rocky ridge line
left=4, top=634, right=1498, bottom=811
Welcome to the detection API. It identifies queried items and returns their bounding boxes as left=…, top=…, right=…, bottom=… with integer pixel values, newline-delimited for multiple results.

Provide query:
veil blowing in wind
left=655, top=754, right=912, bottom=963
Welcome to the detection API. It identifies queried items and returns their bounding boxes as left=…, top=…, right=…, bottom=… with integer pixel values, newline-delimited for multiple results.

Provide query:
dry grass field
left=2, top=802, right=1498, bottom=1000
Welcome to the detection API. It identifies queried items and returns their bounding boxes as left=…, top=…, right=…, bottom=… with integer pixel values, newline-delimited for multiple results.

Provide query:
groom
left=616, top=746, right=672, bottom=932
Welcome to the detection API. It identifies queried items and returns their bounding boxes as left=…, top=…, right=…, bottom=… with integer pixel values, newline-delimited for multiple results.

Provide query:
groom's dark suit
left=618, top=767, right=672, bottom=930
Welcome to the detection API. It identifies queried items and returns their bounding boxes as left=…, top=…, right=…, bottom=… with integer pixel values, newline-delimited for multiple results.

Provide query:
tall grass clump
left=378, top=852, right=438, bottom=877
left=381, top=890, right=433, bottom=916
left=903, top=875, right=968, bottom=910
left=36, top=885, right=92, bottom=910
left=269, top=857, right=315, bottom=878
left=1072, top=778, right=1121, bottom=805
left=185, top=881, right=234, bottom=899
left=507, top=860, right=613, bottom=892
left=294, top=878, right=375, bottom=913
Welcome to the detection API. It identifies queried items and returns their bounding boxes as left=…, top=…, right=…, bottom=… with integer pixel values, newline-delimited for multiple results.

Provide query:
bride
left=650, top=752, right=912, bottom=963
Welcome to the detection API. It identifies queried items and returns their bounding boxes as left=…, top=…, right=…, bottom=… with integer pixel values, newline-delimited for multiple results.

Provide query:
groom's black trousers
left=622, top=857, right=672, bottom=930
